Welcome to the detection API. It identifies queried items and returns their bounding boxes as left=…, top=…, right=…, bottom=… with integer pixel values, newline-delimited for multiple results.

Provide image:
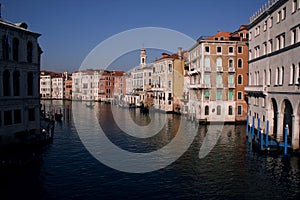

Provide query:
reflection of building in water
left=245, top=0, right=300, bottom=149
left=0, top=17, right=42, bottom=147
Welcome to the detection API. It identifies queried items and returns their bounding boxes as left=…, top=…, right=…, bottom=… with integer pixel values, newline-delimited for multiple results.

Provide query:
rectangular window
left=293, top=0, right=297, bottom=13
left=268, top=39, right=273, bottom=53
left=28, top=108, right=35, bottom=121
left=269, top=17, right=273, bottom=28
left=169, top=64, right=172, bottom=72
left=228, top=91, right=233, bottom=100
left=263, top=20, right=267, bottom=31
left=205, top=91, right=210, bottom=99
left=205, top=46, right=210, bottom=53
left=237, top=106, right=242, bottom=115
left=217, top=46, right=222, bottom=53
left=292, top=29, right=297, bottom=44
left=4, top=111, right=12, bottom=126
left=205, top=74, right=210, bottom=85
left=238, top=46, right=243, bottom=54
left=168, top=81, right=172, bottom=89
left=14, top=109, right=22, bottom=124
left=237, top=92, right=242, bottom=100
left=217, top=91, right=222, bottom=100
left=282, top=7, right=286, bottom=20
left=277, top=11, right=281, bottom=23
left=228, top=74, right=234, bottom=85
left=228, top=47, right=234, bottom=54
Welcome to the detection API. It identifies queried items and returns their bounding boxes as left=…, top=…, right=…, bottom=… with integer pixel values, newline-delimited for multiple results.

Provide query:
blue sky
left=1, top=0, right=266, bottom=72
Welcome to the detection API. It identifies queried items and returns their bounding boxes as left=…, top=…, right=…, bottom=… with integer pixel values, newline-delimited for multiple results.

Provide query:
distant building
left=246, top=0, right=300, bottom=149
left=51, top=73, right=64, bottom=99
left=40, top=71, right=53, bottom=99
left=72, top=69, right=101, bottom=101
left=152, top=48, right=185, bottom=113
left=187, top=26, right=249, bottom=122
left=0, top=18, right=42, bottom=147
left=64, top=73, right=72, bottom=100
left=98, top=70, right=125, bottom=102
left=113, top=72, right=126, bottom=105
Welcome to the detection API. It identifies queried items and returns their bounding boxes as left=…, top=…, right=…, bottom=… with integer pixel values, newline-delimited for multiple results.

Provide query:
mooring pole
left=246, top=115, right=249, bottom=137
left=266, top=121, right=269, bottom=149
left=284, top=125, right=288, bottom=156
left=258, top=117, right=261, bottom=139
left=251, top=116, right=255, bottom=140
left=260, top=129, right=264, bottom=151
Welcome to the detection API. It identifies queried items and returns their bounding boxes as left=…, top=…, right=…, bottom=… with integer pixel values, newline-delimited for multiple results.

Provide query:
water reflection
left=0, top=100, right=299, bottom=199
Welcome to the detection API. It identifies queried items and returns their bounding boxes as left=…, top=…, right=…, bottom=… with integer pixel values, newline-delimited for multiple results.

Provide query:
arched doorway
left=282, top=99, right=293, bottom=143
left=269, top=98, right=278, bottom=138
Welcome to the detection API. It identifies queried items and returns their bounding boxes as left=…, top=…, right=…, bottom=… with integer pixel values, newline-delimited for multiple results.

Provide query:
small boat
left=55, top=113, right=63, bottom=121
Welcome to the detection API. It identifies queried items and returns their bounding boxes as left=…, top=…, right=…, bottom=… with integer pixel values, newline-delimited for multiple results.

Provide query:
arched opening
left=13, top=38, right=19, bottom=61
left=3, top=70, right=11, bottom=96
left=13, top=71, right=20, bottom=96
left=269, top=98, right=278, bottom=138
left=282, top=99, right=293, bottom=143
left=27, top=41, right=33, bottom=63
left=2, top=35, right=9, bottom=60
left=27, top=72, right=33, bottom=96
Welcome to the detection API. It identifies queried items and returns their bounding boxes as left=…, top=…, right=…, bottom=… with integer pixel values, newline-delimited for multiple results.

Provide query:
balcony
left=205, top=67, right=211, bottom=72
left=244, top=85, right=267, bottom=95
left=228, top=83, right=235, bottom=88
left=216, top=84, right=223, bottom=88
left=217, top=66, right=223, bottom=72
left=228, top=67, right=235, bottom=73
left=188, top=83, right=211, bottom=89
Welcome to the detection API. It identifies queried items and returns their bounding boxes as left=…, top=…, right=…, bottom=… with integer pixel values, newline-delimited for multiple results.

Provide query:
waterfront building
left=51, top=73, right=64, bottom=99
left=40, top=70, right=53, bottom=99
left=0, top=18, right=42, bottom=147
left=246, top=0, right=300, bottom=149
left=187, top=27, right=249, bottom=122
left=113, top=72, right=126, bottom=105
left=98, top=70, right=124, bottom=102
left=152, top=48, right=185, bottom=113
left=64, top=74, right=72, bottom=100
left=72, top=69, right=101, bottom=101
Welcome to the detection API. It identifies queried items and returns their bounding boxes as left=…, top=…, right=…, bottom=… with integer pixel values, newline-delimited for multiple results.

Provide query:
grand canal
left=1, top=100, right=300, bottom=199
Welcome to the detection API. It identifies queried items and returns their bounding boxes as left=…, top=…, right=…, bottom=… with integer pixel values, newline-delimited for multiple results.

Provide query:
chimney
left=178, top=47, right=182, bottom=59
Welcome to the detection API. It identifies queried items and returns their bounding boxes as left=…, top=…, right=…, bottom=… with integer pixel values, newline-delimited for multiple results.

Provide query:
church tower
left=140, top=46, right=146, bottom=68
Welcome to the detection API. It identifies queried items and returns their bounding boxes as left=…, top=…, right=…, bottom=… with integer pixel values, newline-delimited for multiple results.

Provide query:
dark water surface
left=1, top=100, right=300, bottom=200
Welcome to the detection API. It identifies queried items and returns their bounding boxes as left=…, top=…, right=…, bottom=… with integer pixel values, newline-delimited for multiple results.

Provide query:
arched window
left=27, top=41, right=33, bottom=63
left=13, top=71, right=20, bottom=96
left=238, top=59, right=243, bottom=68
left=263, top=70, right=266, bottom=85
left=2, top=35, right=9, bottom=60
left=237, top=74, right=243, bottom=85
left=13, top=38, right=19, bottom=61
left=281, top=66, right=284, bottom=85
left=268, top=69, right=271, bottom=85
left=228, top=106, right=233, bottom=115
left=275, top=67, right=279, bottom=85
left=27, top=72, right=33, bottom=96
left=217, top=57, right=222, bottom=67
left=3, top=70, right=11, bottom=96
left=257, top=71, right=260, bottom=85
left=217, top=105, right=221, bottom=115
left=290, top=64, right=295, bottom=84
left=205, top=57, right=210, bottom=68
left=205, top=105, right=209, bottom=115
left=229, top=59, right=234, bottom=68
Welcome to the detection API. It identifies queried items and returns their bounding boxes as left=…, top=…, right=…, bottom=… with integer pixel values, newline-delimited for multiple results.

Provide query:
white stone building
left=246, top=0, right=300, bottom=149
left=40, top=72, right=52, bottom=99
left=51, top=74, right=64, bottom=99
left=0, top=18, right=42, bottom=147
left=72, top=69, right=101, bottom=101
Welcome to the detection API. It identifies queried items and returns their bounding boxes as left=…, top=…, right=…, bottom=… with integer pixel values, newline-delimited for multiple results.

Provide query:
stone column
left=277, top=112, right=283, bottom=141
left=292, top=115, right=299, bottom=149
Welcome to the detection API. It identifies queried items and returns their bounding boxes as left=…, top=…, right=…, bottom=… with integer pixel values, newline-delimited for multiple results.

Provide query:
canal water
left=1, top=100, right=300, bottom=200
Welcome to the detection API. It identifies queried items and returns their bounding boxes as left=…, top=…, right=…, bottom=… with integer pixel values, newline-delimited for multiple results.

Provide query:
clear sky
left=1, top=0, right=266, bottom=72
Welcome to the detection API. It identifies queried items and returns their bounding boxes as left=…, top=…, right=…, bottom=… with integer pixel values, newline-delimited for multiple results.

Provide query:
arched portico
left=268, top=98, right=278, bottom=138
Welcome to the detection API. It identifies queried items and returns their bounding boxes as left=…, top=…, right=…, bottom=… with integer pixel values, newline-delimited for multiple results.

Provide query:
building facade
left=0, top=18, right=42, bottom=147
left=152, top=48, right=185, bottom=113
left=246, top=0, right=300, bottom=149
left=187, top=27, right=249, bottom=122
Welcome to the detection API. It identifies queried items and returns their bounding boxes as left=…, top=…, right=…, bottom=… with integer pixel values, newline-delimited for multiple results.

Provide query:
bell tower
left=140, top=45, right=146, bottom=68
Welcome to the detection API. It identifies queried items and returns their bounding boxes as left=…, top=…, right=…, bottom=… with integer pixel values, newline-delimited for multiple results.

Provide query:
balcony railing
left=228, top=67, right=235, bottom=73
left=205, top=67, right=211, bottom=72
left=188, top=83, right=211, bottom=89
left=216, top=84, right=223, bottom=88
left=217, top=66, right=223, bottom=72
left=228, top=83, right=235, bottom=88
